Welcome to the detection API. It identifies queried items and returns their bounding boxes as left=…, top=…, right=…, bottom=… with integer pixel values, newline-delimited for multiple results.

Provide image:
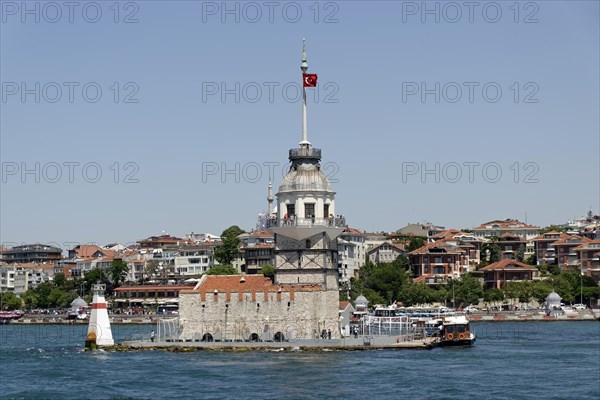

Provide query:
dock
left=113, top=336, right=440, bottom=351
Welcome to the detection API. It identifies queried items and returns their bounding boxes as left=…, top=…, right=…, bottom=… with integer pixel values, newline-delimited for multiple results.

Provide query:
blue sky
left=1, top=0, right=599, bottom=248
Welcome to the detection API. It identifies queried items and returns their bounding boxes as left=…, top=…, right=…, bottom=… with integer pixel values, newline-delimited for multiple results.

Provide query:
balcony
left=289, top=147, right=321, bottom=160
left=267, top=216, right=346, bottom=229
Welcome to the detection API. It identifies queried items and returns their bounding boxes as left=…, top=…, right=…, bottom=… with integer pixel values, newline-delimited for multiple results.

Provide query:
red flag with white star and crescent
left=303, top=73, right=318, bottom=87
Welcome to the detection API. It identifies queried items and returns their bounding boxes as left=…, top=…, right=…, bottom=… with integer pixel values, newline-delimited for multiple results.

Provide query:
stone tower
left=269, top=40, right=345, bottom=290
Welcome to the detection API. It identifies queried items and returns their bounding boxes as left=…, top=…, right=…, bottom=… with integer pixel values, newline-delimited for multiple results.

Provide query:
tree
left=452, top=275, right=484, bottom=306
left=516, top=244, right=526, bottom=262
left=214, top=225, right=245, bottom=265
left=479, top=242, right=501, bottom=267
left=484, top=288, right=504, bottom=305
left=144, top=260, right=160, bottom=282
left=205, top=265, right=238, bottom=275
left=524, top=253, right=537, bottom=266
left=260, top=264, right=275, bottom=281
left=540, top=225, right=565, bottom=234
left=84, top=268, right=109, bottom=292
left=20, top=290, right=39, bottom=310
left=532, top=281, right=554, bottom=304
left=399, top=283, right=436, bottom=306
left=0, top=291, right=22, bottom=310
left=53, top=273, right=66, bottom=288
left=407, top=237, right=426, bottom=252
left=110, top=260, right=129, bottom=286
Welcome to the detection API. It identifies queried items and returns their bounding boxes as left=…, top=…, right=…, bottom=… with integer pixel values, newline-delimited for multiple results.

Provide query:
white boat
left=440, top=315, right=476, bottom=346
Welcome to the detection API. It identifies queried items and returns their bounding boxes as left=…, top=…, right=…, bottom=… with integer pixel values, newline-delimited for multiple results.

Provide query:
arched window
left=305, top=239, right=311, bottom=248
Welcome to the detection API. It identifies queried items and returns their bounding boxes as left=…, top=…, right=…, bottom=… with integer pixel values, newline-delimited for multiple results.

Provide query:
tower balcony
left=267, top=216, right=346, bottom=229
left=289, top=147, right=321, bottom=161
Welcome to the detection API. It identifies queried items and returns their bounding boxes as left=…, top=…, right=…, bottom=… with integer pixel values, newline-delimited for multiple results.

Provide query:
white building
left=337, top=227, right=367, bottom=286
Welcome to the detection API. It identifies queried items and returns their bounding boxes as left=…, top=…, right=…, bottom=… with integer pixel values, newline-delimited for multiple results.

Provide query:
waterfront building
left=178, top=41, right=344, bottom=341
left=479, top=259, right=539, bottom=289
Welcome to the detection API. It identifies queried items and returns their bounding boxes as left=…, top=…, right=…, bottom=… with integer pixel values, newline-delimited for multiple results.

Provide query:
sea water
left=0, top=322, right=598, bottom=400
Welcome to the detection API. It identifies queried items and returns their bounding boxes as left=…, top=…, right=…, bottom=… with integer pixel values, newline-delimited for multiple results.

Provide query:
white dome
left=278, top=163, right=334, bottom=194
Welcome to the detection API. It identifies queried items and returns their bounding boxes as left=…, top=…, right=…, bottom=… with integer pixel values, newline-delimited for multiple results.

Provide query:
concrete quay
left=114, top=335, right=440, bottom=352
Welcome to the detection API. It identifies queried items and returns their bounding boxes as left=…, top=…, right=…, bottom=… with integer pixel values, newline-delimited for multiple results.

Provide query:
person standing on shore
left=150, top=330, right=155, bottom=342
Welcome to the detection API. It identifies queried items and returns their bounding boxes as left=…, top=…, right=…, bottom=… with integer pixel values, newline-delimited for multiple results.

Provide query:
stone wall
left=178, top=289, right=340, bottom=341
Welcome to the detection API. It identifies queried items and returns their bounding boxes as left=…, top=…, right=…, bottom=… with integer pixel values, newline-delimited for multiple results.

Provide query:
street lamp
left=580, top=262, right=583, bottom=305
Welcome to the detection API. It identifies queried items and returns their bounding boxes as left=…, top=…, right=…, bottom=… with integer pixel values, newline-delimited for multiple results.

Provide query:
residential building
left=3, top=244, right=62, bottom=264
left=574, top=240, right=600, bottom=283
left=552, top=235, right=592, bottom=272
left=480, top=259, right=539, bottom=289
left=0, top=263, right=55, bottom=294
left=367, top=241, right=406, bottom=264
left=473, top=219, right=540, bottom=240
left=393, top=223, right=445, bottom=241
left=495, top=233, right=527, bottom=260
left=337, top=227, right=367, bottom=286
left=531, top=231, right=570, bottom=265
left=174, top=244, right=217, bottom=276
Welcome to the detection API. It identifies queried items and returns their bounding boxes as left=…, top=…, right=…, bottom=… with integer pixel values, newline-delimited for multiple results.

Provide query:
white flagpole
left=300, top=38, right=310, bottom=146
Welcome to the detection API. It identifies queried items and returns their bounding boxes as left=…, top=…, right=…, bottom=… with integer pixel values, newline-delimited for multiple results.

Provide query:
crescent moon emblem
left=304, top=77, right=311, bottom=85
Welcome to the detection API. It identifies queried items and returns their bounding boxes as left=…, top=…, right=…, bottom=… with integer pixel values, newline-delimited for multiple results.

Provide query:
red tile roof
left=479, top=259, right=537, bottom=271
left=114, top=285, right=194, bottom=292
left=474, top=219, right=539, bottom=230
left=339, top=301, right=350, bottom=310
left=182, top=275, right=324, bottom=294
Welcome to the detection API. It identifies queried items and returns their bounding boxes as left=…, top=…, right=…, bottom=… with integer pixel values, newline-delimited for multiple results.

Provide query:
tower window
left=324, top=204, right=330, bottom=218
left=305, top=239, right=311, bottom=248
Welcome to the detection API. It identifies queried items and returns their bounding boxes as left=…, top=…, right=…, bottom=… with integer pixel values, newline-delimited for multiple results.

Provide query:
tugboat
left=440, top=315, right=476, bottom=346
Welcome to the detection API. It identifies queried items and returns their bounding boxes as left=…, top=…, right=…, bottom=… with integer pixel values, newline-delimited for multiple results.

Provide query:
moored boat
left=440, top=315, right=476, bottom=346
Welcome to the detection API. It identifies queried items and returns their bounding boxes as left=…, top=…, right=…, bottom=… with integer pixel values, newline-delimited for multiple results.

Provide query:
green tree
left=205, top=265, right=238, bottom=275
left=84, top=268, right=109, bottom=293
left=0, top=291, right=22, bottom=310
left=407, top=237, right=426, bottom=252
left=484, top=288, right=504, bottom=305
left=53, top=273, right=66, bottom=288
left=259, top=264, right=275, bottom=281
left=524, top=253, right=537, bottom=266
left=214, top=225, right=245, bottom=265
left=452, top=275, right=484, bottom=306
left=20, top=290, right=39, bottom=310
left=110, top=259, right=129, bottom=286
left=532, top=281, right=554, bottom=304
left=540, top=225, right=565, bottom=234
left=33, top=282, right=54, bottom=308
left=399, top=283, right=436, bottom=306
left=480, top=242, right=501, bottom=267
left=516, top=244, right=526, bottom=262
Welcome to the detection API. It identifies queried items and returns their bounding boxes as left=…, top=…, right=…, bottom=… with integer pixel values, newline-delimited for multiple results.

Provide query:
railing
left=266, top=216, right=346, bottom=228
left=289, top=147, right=322, bottom=159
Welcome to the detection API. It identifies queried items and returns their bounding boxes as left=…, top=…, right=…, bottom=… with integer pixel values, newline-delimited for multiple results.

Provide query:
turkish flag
left=303, top=73, right=318, bottom=87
